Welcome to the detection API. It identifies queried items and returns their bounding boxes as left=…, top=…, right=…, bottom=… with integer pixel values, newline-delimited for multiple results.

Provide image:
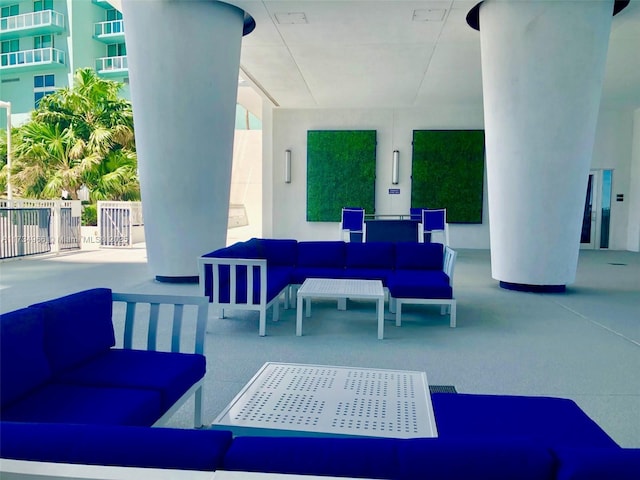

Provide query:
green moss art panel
left=307, top=130, right=376, bottom=222
left=412, top=130, right=485, bottom=224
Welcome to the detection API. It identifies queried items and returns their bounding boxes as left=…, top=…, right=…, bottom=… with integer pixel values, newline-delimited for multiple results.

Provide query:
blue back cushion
left=394, top=242, right=443, bottom=270
left=396, top=437, right=556, bottom=480
left=0, top=422, right=233, bottom=471
left=258, top=239, right=298, bottom=266
left=223, top=436, right=399, bottom=479
left=30, top=288, right=116, bottom=375
left=297, top=241, right=346, bottom=268
left=554, top=447, right=640, bottom=480
left=346, top=242, right=394, bottom=268
left=0, top=308, right=52, bottom=408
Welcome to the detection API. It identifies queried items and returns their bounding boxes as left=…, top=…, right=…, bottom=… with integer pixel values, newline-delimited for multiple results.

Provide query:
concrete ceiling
left=230, top=0, right=640, bottom=110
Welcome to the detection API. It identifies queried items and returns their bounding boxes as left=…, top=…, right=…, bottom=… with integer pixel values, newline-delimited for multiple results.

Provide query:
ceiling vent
left=412, top=9, right=446, bottom=22
left=274, top=12, right=308, bottom=24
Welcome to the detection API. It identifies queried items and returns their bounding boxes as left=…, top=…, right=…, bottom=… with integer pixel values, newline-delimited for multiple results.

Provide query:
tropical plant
left=9, top=67, right=139, bottom=201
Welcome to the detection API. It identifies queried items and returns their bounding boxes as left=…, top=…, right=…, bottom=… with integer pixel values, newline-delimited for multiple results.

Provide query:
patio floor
left=1, top=245, right=638, bottom=447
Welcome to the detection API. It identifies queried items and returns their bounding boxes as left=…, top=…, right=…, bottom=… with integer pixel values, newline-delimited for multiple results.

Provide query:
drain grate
left=213, top=362, right=438, bottom=439
left=608, top=262, right=627, bottom=266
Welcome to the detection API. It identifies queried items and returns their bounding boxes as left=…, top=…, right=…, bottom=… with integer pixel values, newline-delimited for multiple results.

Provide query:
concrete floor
left=1, top=245, right=638, bottom=447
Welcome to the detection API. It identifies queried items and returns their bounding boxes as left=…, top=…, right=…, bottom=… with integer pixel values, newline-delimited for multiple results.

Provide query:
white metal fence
left=0, top=199, right=81, bottom=259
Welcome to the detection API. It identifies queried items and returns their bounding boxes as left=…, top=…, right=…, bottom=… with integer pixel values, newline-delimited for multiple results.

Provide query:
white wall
left=627, top=108, right=640, bottom=251
left=265, top=105, right=636, bottom=250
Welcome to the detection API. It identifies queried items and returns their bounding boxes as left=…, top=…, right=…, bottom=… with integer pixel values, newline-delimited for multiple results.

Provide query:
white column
left=479, top=0, right=614, bottom=290
left=122, top=0, right=252, bottom=281
left=628, top=108, right=640, bottom=252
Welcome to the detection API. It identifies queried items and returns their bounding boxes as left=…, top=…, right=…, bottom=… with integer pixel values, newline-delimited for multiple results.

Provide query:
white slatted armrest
left=111, top=293, right=209, bottom=427
left=198, top=257, right=285, bottom=336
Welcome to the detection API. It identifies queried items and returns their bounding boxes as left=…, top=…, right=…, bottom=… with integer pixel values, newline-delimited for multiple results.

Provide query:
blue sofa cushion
left=55, top=349, right=205, bottom=411
left=297, top=241, right=346, bottom=267
left=0, top=308, right=52, bottom=409
left=346, top=242, right=395, bottom=269
left=0, top=422, right=233, bottom=471
left=0, top=383, right=162, bottom=426
left=30, top=288, right=115, bottom=375
left=432, top=393, right=619, bottom=448
left=258, top=238, right=298, bottom=266
left=290, top=267, right=345, bottom=285
left=554, top=447, right=640, bottom=480
left=394, top=242, right=444, bottom=270
left=387, top=270, right=452, bottom=299
left=223, top=436, right=399, bottom=479
left=343, top=267, right=392, bottom=284
left=396, top=437, right=556, bottom=480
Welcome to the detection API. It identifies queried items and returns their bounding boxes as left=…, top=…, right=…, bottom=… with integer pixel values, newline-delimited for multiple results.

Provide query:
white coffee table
left=296, top=278, right=385, bottom=339
left=212, top=362, right=438, bottom=439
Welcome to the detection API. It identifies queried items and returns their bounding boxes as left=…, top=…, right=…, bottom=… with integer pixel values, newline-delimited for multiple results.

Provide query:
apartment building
left=0, top=0, right=128, bottom=127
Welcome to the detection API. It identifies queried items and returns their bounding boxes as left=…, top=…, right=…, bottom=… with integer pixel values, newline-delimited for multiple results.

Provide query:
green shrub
left=82, top=204, right=97, bottom=226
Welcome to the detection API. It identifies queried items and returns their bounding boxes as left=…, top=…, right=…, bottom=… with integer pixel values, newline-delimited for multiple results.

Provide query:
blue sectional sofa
left=199, top=238, right=457, bottom=336
left=0, top=288, right=208, bottom=428
left=1, top=394, right=638, bottom=479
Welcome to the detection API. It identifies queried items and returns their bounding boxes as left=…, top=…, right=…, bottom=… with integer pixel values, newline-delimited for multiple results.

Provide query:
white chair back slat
left=171, top=304, right=184, bottom=353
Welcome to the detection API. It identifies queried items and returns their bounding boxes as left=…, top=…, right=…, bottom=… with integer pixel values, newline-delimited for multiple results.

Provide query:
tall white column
left=478, top=0, right=614, bottom=291
left=122, top=0, right=253, bottom=281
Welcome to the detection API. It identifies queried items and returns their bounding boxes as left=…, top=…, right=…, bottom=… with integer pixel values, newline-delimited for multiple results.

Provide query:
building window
left=34, top=35, right=53, bottom=49
left=33, top=0, right=53, bottom=12
left=1, top=39, right=20, bottom=66
left=1, top=4, right=19, bottom=18
left=107, top=43, right=126, bottom=57
left=106, top=9, right=123, bottom=21
left=34, top=73, right=55, bottom=108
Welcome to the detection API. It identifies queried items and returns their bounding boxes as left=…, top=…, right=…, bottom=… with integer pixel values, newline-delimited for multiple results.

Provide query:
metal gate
left=98, top=201, right=144, bottom=247
left=0, top=208, right=51, bottom=259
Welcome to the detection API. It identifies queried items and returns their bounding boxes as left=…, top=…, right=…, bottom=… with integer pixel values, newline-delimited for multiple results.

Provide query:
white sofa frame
left=197, top=258, right=290, bottom=337
left=111, top=292, right=209, bottom=428
left=388, top=245, right=458, bottom=328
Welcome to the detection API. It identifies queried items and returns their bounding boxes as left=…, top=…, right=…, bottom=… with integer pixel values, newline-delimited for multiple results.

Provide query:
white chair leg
left=193, top=386, right=203, bottom=428
left=389, top=296, right=396, bottom=314
left=283, top=289, right=290, bottom=310
left=395, top=301, right=403, bottom=327
left=217, top=307, right=225, bottom=319
left=259, top=308, right=266, bottom=336
left=450, top=301, right=457, bottom=328
left=272, top=300, right=280, bottom=322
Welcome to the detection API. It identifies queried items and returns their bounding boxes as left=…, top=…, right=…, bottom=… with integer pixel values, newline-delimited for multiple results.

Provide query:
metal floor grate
left=213, top=362, right=438, bottom=439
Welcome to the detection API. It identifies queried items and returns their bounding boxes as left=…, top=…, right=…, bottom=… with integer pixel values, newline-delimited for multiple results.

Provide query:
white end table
left=295, top=278, right=385, bottom=339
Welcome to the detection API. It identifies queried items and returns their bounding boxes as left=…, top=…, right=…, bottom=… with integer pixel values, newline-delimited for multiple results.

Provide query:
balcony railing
left=0, top=47, right=66, bottom=70
left=96, top=55, right=127, bottom=74
left=0, top=10, right=65, bottom=39
left=94, top=19, right=125, bottom=41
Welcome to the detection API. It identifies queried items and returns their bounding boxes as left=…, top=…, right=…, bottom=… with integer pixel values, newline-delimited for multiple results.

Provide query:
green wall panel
left=307, top=130, right=376, bottom=222
left=412, top=130, right=485, bottom=224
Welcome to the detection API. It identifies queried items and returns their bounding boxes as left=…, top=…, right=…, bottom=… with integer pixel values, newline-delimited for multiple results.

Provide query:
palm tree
left=9, top=68, right=138, bottom=201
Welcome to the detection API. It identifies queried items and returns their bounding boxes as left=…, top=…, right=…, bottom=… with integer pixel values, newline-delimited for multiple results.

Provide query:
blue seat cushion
left=345, top=242, right=395, bottom=269
left=223, top=436, right=399, bottom=479
left=297, top=241, right=346, bottom=267
left=554, top=447, right=640, bottom=480
left=0, top=383, right=162, bottom=426
left=30, top=288, right=116, bottom=375
left=343, top=267, right=392, bottom=284
left=290, top=267, right=345, bottom=285
left=0, top=308, right=52, bottom=409
left=258, top=238, right=298, bottom=266
left=0, top=422, right=233, bottom=471
left=394, top=242, right=443, bottom=270
left=432, top=393, right=619, bottom=448
left=396, top=437, right=555, bottom=480
left=387, top=270, right=452, bottom=299
left=56, top=349, right=205, bottom=411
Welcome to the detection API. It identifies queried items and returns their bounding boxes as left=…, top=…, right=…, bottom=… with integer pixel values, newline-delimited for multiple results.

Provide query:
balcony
left=96, top=55, right=127, bottom=76
left=0, top=10, right=65, bottom=40
left=94, top=19, right=125, bottom=44
left=0, top=47, right=66, bottom=73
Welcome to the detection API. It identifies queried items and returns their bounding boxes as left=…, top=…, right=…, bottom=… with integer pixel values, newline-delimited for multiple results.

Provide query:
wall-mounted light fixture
left=392, top=150, right=399, bottom=185
left=284, top=149, right=292, bottom=183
